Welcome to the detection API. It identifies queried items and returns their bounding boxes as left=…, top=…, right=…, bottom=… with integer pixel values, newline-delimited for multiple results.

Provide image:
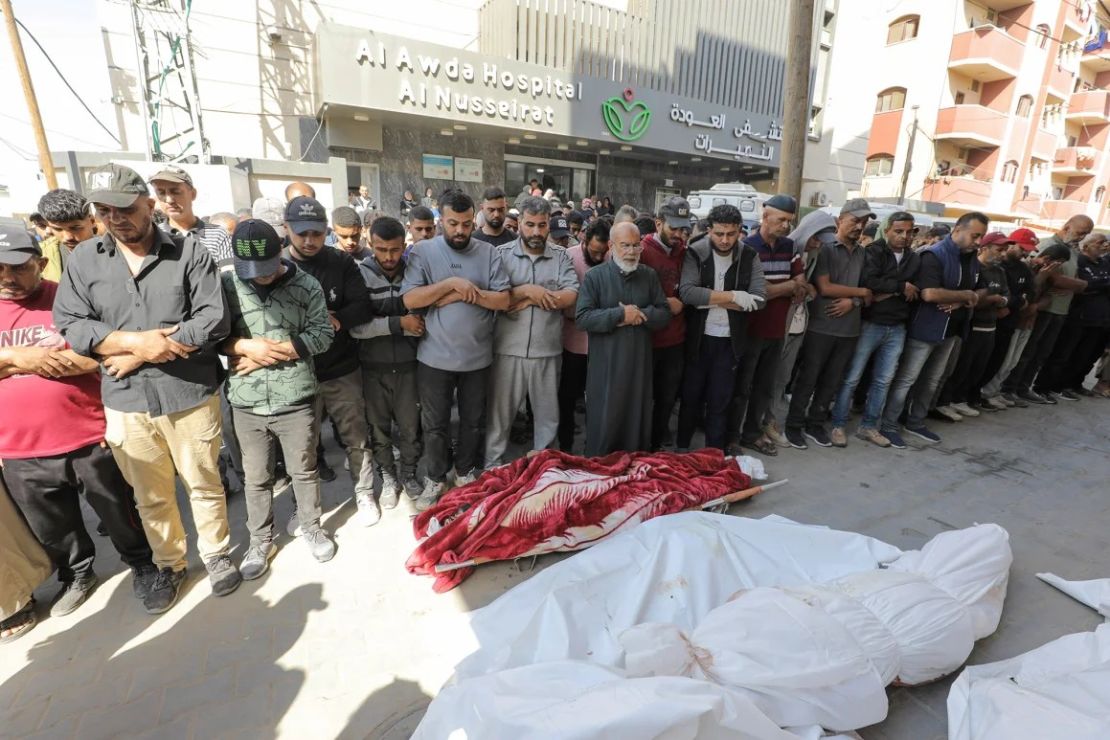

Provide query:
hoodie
left=640, top=232, right=687, bottom=349
left=782, top=211, right=837, bottom=336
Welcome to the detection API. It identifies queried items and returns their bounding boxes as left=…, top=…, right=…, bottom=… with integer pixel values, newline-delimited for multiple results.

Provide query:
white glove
left=732, top=290, right=759, bottom=311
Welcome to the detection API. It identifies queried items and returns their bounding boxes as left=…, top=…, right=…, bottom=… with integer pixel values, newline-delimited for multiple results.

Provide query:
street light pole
left=1, top=0, right=57, bottom=189
left=780, top=0, right=815, bottom=204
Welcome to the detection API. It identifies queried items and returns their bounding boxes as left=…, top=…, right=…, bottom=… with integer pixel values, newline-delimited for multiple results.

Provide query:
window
left=1096, top=186, right=1106, bottom=202
left=1037, top=23, right=1050, bottom=50
left=1002, top=160, right=1019, bottom=183
left=887, top=15, right=920, bottom=44
left=1016, top=95, right=1034, bottom=117
left=865, top=155, right=895, bottom=177
left=875, top=87, right=907, bottom=113
left=955, top=91, right=966, bottom=105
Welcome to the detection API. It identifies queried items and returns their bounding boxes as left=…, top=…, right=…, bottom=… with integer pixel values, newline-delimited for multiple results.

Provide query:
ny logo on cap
left=235, top=238, right=269, bottom=258
left=89, top=172, right=114, bottom=190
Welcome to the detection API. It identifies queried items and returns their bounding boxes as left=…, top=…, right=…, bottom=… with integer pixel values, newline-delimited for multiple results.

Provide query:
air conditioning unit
left=810, top=191, right=829, bottom=207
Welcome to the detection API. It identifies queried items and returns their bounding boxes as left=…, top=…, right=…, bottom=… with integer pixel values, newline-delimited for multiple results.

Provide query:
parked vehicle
left=687, top=182, right=771, bottom=221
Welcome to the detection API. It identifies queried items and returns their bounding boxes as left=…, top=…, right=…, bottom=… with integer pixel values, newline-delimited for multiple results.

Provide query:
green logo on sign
left=602, top=88, right=652, bottom=142
left=235, top=238, right=269, bottom=258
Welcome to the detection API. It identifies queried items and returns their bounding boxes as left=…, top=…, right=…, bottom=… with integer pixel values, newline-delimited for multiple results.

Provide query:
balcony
left=922, top=176, right=993, bottom=208
left=1032, top=128, right=1060, bottom=161
left=1063, top=3, right=1090, bottom=40
left=1082, top=30, right=1110, bottom=71
left=1054, top=146, right=1102, bottom=175
left=934, top=105, right=1008, bottom=148
left=1016, top=197, right=1091, bottom=223
left=1067, top=89, right=1110, bottom=124
left=948, top=26, right=1023, bottom=82
left=1045, top=64, right=1075, bottom=103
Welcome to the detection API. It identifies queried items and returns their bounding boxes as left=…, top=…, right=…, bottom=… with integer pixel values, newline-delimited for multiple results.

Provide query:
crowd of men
left=1, top=163, right=1108, bottom=644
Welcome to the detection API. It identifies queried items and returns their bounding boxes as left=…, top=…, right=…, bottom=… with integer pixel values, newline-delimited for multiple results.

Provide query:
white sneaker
left=983, top=396, right=1008, bottom=411
left=454, top=469, right=479, bottom=487
left=354, top=492, right=381, bottom=526
left=379, top=473, right=400, bottom=510
left=415, top=478, right=446, bottom=512
left=950, top=402, right=980, bottom=417
left=934, top=405, right=963, bottom=422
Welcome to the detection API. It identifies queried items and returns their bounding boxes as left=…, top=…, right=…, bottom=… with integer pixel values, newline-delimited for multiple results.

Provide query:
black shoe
left=804, top=426, right=832, bottom=448
left=1018, top=389, right=1049, bottom=404
left=50, top=574, right=99, bottom=617
left=1039, top=391, right=1059, bottom=405
left=131, top=563, right=159, bottom=600
left=205, top=555, right=241, bottom=597
left=785, top=427, right=808, bottom=450
left=1057, top=389, right=1080, bottom=402
left=318, top=459, right=337, bottom=482
left=144, top=567, right=186, bottom=615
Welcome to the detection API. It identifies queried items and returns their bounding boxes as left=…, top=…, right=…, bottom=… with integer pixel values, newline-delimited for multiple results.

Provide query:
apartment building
left=855, top=0, right=1107, bottom=229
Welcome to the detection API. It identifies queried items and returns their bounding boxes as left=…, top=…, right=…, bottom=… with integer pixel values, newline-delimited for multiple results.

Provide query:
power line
left=10, top=15, right=121, bottom=145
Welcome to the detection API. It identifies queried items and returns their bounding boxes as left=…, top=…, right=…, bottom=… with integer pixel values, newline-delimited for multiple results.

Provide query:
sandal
left=0, top=600, right=37, bottom=644
left=744, top=436, right=779, bottom=457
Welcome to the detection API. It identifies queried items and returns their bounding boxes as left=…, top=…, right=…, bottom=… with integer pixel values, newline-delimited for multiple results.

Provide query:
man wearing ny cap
left=879, top=212, right=985, bottom=448
left=640, top=195, right=693, bottom=450
left=220, top=220, right=336, bottom=578
left=724, top=194, right=804, bottom=456
left=784, top=198, right=874, bottom=450
left=282, top=196, right=376, bottom=526
left=149, top=165, right=234, bottom=269
left=828, top=211, right=920, bottom=448
left=977, top=228, right=1039, bottom=408
left=52, top=163, right=237, bottom=612
left=549, top=214, right=575, bottom=249
left=0, top=219, right=156, bottom=619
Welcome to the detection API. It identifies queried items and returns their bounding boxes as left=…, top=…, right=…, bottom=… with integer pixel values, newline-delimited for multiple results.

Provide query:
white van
left=687, top=183, right=771, bottom=223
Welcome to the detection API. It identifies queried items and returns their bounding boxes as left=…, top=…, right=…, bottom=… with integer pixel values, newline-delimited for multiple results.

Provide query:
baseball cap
left=1009, top=227, right=1039, bottom=252
left=840, top=198, right=875, bottom=219
left=659, top=196, right=692, bottom=228
left=86, top=163, right=149, bottom=208
left=764, top=194, right=798, bottom=214
left=232, top=219, right=283, bottom=280
left=252, top=196, right=285, bottom=234
left=0, top=218, right=41, bottom=265
left=549, top=215, right=571, bottom=238
left=862, top=222, right=879, bottom=238
left=927, top=224, right=952, bottom=238
left=815, top=228, right=838, bottom=246
left=980, top=232, right=1015, bottom=248
left=147, top=165, right=193, bottom=187
left=284, top=196, right=327, bottom=234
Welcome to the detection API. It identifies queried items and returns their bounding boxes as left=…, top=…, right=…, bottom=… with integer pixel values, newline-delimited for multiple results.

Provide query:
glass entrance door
left=505, top=159, right=595, bottom=204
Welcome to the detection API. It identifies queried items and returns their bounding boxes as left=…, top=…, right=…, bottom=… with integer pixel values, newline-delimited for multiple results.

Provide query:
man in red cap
left=977, top=228, right=1039, bottom=408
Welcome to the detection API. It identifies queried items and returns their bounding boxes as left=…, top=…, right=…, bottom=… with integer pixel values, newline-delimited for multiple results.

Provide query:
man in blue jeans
left=830, top=212, right=920, bottom=448
left=880, top=212, right=985, bottom=448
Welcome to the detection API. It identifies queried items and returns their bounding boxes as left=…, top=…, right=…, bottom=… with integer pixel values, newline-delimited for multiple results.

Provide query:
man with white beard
left=575, top=222, right=671, bottom=456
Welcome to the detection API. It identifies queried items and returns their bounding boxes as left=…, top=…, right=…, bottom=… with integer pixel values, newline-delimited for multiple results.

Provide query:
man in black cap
left=53, top=163, right=238, bottom=613
left=784, top=198, right=874, bottom=449
left=149, top=165, right=234, bottom=269
left=0, top=219, right=156, bottom=618
left=829, top=211, right=920, bottom=448
left=220, top=220, right=336, bottom=578
left=641, top=195, right=693, bottom=449
left=549, top=214, right=574, bottom=248
left=282, top=196, right=376, bottom=527
left=726, top=194, right=806, bottom=456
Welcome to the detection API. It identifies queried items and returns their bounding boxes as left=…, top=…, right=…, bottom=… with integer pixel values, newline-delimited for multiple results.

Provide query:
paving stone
left=158, top=666, right=234, bottom=723
left=204, top=631, right=274, bottom=675
left=74, top=689, right=164, bottom=740
left=37, top=678, right=131, bottom=731
left=0, top=697, right=48, bottom=736
left=187, top=684, right=271, bottom=739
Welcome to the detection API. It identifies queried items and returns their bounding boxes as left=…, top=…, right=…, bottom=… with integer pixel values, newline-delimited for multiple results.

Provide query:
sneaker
left=318, top=459, right=337, bottom=482
left=286, top=509, right=300, bottom=537
left=1002, top=392, right=1027, bottom=408
left=143, top=568, right=186, bottom=615
left=355, top=491, right=382, bottom=526
left=784, top=427, right=808, bottom=450
left=1039, top=391, right=1059, bottom=405
left=950, top=402, right=980, bottom=418
left=1057, top=389, right=1080, bottom=402
left=454, top=469, right=479, bottom=487
left=881, top=429, right=907, bottom=449
left=240, top=542, right=276, bottom=581
left=205, top=554, right=241, bottom=597
left=1074, top=386, right=1096, bottom=397
left=905, top=425, right=941, bottom=444
left=983, top=396, right=1009, bottom=411
left=933, top=405, right=964, bottom=422
left=131, top=563, right=159, bottom=601
left=804, top=426, right=832, bottom=448
left=379, top=472, right=400, bottom=510
left=856, top=428, right=891, bottom=448
left=304, top=529, right=337, bottom=563
left=415, top=478, right=446, bottom=512
left=273, top=472, right=292, bottom=495
left=762, top=421, right=789, bottom=448
left=1017, top=389, right=1048, bottom=405
left=402, top=477, right=423, bottom=500
left=830, top=427, right=848, bottom=448
left=50, top=574, right=98, bottom=617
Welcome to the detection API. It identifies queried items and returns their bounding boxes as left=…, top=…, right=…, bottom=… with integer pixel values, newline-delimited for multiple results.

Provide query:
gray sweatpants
left=766, top=331, right=805, bottom=427
left=314, top=369, right=374, bottom=496
left=484, top=354, right=561, bottom=468
left=233, top=405, right=322, bottom=546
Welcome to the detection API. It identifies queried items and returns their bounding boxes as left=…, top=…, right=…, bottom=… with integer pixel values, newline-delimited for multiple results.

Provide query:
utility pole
left=1, top=0, right=57, bottom=189
left=898, top=105, right=920, bottom=206
left=779, top=0, right=815, bottom=204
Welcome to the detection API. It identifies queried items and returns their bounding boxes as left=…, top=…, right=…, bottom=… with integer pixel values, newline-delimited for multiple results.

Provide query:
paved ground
left=1, top=394, right=1107, bottom=739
